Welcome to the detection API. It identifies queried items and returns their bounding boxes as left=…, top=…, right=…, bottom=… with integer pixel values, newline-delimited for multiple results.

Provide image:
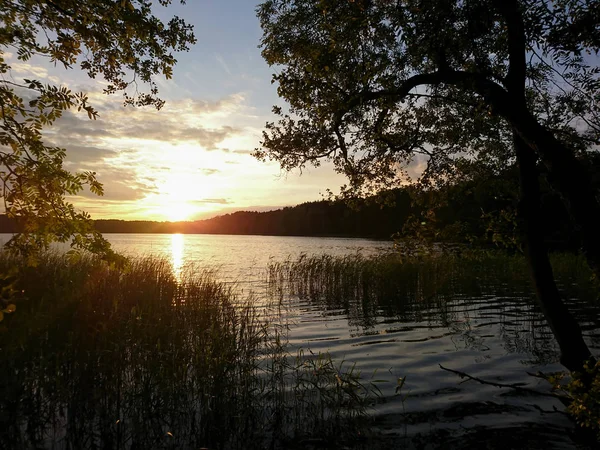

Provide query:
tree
left=0, top=0, right=195, bottom=261
left=256, top=0, right=600, bottom=372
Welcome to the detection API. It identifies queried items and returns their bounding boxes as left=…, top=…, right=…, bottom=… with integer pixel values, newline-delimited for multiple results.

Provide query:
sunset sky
left=6, top=0, right=357, bottom=222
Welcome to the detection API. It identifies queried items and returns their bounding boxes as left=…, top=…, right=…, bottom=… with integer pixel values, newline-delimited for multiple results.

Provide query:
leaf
left=0, top=0, right=195, bottom=261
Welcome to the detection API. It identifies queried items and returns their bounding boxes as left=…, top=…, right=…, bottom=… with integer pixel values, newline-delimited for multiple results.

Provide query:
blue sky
left=6, top=0, right=351, bottom=221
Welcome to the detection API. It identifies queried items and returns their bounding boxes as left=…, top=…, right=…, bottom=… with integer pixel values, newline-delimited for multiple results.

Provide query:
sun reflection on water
left=171, top=233, right=184, bottom=282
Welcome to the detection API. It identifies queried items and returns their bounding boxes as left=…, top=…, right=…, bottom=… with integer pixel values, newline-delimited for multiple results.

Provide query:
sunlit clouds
left=48, top=88, right=346, bottom=221
left=1, top=2, right=360, bottom=221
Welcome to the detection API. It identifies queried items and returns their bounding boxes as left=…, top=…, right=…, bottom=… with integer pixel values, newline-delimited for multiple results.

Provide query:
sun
left=156, top=173, right=204, bottom=221
left=164, top=202, right=196, bottom=222
left=153, top=161, right=226, bottom=222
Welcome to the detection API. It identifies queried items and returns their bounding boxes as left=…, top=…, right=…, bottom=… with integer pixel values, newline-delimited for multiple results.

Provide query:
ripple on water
left=277, top=281, right=597, bottom=448
left=16, top=234, right=593, bottom=448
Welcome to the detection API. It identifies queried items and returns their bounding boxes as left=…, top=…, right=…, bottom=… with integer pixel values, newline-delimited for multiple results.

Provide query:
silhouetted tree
left=0, top=0, right=195, bottom=260
left=256, top=0, right=600, bottom=372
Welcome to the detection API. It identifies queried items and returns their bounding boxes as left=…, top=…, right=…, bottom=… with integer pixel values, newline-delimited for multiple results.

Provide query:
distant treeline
left=0, top=160, right=592, bottom=248
left=0, top=192, right=411, bottom=239
left=97, top=191, right=412, bottom=238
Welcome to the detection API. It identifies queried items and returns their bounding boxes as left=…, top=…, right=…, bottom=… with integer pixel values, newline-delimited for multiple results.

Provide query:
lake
left=2, top=232, right=598, bottom=448
left=0, top=232, right=392, bottom=287
left=95, top=233, right=393, bottom=283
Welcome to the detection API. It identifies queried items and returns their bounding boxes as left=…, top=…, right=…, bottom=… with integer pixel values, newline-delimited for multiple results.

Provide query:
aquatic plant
left=268, top=251, right=600, bottom=444
left=268, top=251, right=597, bottom=308
left=0, top=252, right=380, bottom=450
left=545, top=361, right=600, bottom=440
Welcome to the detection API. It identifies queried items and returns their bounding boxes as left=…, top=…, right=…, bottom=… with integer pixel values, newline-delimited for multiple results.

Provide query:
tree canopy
left=0, top=0, right=195, bottom=260
left=256, top=0, right=600, bottom=372
left=257, top=0, right=600, bottom=267
left=257, top=0, right=598, bottom=189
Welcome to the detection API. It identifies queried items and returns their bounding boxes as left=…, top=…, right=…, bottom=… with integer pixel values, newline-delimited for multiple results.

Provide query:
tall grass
left=5, top=250, right=590, bottom=449
left=268, top=251, right=597, bottom=305
left=0, top=252, right=380, bottom=450
left=267, top=251, right=598, bottom=342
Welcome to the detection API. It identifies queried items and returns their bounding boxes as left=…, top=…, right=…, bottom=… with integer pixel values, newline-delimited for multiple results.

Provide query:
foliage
left=255, top=0, right=599, bottom=198
left=0, top=1, right=195, bottom=260
left=394, top=156, right=591, bottom=252
left=548, top=361, right=600, bottom=439
left=400, top=159, right=522, bottom=249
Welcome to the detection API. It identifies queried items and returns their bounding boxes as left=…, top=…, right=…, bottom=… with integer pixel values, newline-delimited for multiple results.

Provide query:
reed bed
left=0, top=252, right=379, bottom=450
left=267, top=251, right=597, bottom=313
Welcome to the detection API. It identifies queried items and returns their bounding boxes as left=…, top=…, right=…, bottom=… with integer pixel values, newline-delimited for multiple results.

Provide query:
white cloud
left=4, top=56, right=347, bottom=221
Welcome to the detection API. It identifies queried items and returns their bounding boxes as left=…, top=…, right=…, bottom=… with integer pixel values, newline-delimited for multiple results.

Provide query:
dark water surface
left=281, top=281, right=597, bottom=448
left=2, top=233, right=598, bottom=448
left=105, top=234, right=600, bottom=448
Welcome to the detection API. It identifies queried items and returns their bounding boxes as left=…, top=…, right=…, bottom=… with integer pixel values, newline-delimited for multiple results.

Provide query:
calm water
left=3, top=233, right=598, bottom=447
left=0, top=232, right=392, bottom=285
left=102, top=233, right=393, bottom=284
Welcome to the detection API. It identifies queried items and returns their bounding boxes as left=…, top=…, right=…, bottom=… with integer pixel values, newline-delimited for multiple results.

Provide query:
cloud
left=76, top=166, right=158, bottom=201
left=33, top=92, right=251, bottom=199
left=119, top=123, right=238, bottom=149
left=47, top=144, right=116, bottom=166
left=199, top=168, right=220, bottom=175
left=405, top=153, right=429, bottom=181
left=10, top=62, right=50, bottom=79
left=192, top=198, right=231, bottom=205
left=215, top=54, right=232, bottom=76
left=162, top=94, right=246, bottom=117
left=2, top=58, right=301, bottom=220
left=231, top=149, right=254, bottom=155
left=101, top=182, right=156, bottom=201
left=46, top=112, right=117, bottom=139
left=68, top=198, right=152, bottom=220
left=49, top=98, right=244, bottom=151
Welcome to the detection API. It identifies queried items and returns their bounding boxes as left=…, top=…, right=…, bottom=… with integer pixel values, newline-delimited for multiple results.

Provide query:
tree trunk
left=514, top=134, right=594, bottom=373
left=492, top=96, right=600, bottom=281
left=486, top=0, right=600, bottom=281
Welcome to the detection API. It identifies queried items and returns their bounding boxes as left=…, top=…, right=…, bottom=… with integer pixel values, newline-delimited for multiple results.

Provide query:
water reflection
left=269, top=257, right=600, bottom=447
left=276, top=258, right=600, bottom=367
left=171, top=233, right=184, bottom=281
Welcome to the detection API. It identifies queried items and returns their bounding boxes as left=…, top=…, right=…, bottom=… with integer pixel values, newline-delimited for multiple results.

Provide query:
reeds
left=4, top=250, right=591, bottom=449
left=0, top=252, right=379, bottom=450
left=268, top=252, right=468, bottom=308
left=267, top=251, right=597, bottom=321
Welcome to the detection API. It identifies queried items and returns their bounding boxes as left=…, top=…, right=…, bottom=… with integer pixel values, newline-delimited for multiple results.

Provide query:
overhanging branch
left=333, top=70, right=509, bottom=129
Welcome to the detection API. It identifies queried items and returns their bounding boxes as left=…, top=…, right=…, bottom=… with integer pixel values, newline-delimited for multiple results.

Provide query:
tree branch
left=492, top=0, right=526, bottom=98
left=439, top=364, right=568, bottom=401
left=335, top=70, right=508, bottom=128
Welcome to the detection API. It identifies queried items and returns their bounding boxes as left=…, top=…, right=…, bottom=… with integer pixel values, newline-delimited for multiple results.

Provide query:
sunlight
left=164, top=202, right=197, bottom=222
left=171, top=233, right=184, bottom=282
left=156, top=169, right=220, bottom=221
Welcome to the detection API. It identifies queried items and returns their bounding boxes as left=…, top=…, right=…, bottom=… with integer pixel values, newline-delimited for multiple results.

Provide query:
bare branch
left=439, top=364, right=568, bottom=401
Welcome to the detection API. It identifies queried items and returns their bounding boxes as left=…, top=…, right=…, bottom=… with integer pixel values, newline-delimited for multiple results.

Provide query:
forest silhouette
left=0, top=164, right=584, bottom=251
